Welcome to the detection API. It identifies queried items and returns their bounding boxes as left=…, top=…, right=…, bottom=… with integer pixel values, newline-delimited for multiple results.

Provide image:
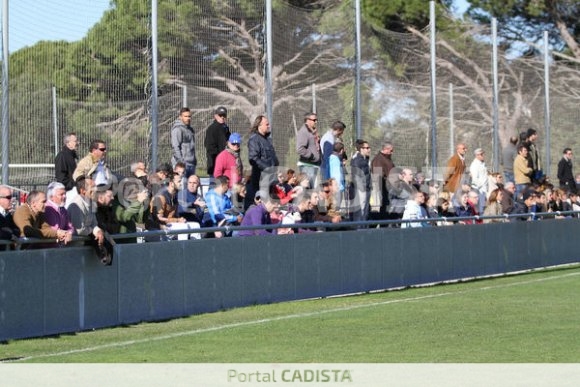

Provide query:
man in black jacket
left=54, top=132, right=79, bottom=192
left=205, top=106, right=231, bottom=178
left=557, top=148, right=575, bottom=193
left=245, top=115, right=279, bottom=210
left=350, top=139, right=372, bottom=222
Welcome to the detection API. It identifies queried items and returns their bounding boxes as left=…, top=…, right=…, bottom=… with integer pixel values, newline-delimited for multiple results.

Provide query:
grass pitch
left=2, top=265, right=580, bottom=363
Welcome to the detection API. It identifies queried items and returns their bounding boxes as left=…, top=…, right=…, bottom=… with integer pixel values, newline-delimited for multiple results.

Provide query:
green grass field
left=2, top=265, right=580, bottom=363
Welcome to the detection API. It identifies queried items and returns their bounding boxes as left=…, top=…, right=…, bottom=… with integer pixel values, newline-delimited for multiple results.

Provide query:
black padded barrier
left=1, top=218, right=579, bottom=341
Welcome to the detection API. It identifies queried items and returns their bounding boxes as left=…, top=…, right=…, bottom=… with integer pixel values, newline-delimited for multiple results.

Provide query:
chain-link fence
left=2, top=0, right=579, bottom=187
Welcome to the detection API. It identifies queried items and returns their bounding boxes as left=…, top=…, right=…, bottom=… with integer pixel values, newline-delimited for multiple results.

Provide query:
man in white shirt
left=469, top=148, right=489, bottom=214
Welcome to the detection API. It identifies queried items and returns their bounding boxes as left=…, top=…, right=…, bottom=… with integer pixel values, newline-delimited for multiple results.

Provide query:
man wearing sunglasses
left=296, top=112, right=321, bottom=189
left=0, top=185, right=19, bottom=249
left=73, top=139, right=112, bottom=189
left=213, top=132, right=243, bottom=188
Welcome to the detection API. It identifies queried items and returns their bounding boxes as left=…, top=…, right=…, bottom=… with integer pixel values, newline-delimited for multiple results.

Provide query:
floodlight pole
left=1, top=0, right=9, bottom=184
left=150, top=0, right=159, bottom=173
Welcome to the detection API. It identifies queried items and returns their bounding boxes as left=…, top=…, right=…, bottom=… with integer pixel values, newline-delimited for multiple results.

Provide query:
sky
left=5, top=0, right=469, bottom=53
left=6, top=0, right=111, bottom=52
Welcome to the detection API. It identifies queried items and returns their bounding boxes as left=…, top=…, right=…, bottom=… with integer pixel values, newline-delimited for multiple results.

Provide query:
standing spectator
left=371, top=141, right=395, bottom=219
left=296, top=112, right=321, bottom=188
left=73, top=139, right=112, bottom=188
left=350, top=139, right=372, bottom=222
left=328, top=142, right=346, bottom=200
left=238, top=192, right=278, bottom=237
left=0, top=185, right=20, bottom=248
left=54, top=132, right=79, bottom=193
left=245, top=115, right=279, bottom=210
left=557, top=148, right=575, bottom=193
left=171, top=107, right=196, bottom=178
left=501, top=136, right=518, bottom=183
left=388, top=168, right=416, bottom=221
left=67, top=176, right=110, bottom=264
left=14, top=190, right=72, bottom=246
left=514, top=145, right=533, bottom=198
left=320, top=120, right=345, bottom=180
left=178, top=174, right=206, bottom=223
left=205, top=106, right=231, bottom=178
left=213, top=132, right=243, bottom=188
left=469, top=148, right=488, bottom=214
left=44, top=182, right=75, bottom=240
left=523, top=128, right=543, bottom=183
left=443, top=143, right=468, bottom=194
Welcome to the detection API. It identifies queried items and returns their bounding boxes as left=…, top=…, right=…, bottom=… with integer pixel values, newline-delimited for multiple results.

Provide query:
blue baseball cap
left=229, top=133, right=242, bottom=144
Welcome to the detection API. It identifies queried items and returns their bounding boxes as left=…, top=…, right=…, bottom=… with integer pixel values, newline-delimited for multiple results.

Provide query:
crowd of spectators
left=1, top=108, right=578, bottom=261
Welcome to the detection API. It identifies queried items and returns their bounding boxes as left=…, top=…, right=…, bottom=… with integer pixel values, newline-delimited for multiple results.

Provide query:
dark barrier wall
left=1, top=219, right=579, bottom=341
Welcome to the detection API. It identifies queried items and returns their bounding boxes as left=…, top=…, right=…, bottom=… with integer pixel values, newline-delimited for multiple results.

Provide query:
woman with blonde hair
left=483, top=188, right=505, bottom=223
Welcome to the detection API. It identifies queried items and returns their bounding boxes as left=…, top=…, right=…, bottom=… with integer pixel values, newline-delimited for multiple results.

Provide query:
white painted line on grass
left=7, top=270, right=580, bottom=362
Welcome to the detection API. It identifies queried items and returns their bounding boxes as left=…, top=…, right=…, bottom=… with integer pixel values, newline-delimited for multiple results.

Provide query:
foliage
left=465, top=0, right=580, bottom=60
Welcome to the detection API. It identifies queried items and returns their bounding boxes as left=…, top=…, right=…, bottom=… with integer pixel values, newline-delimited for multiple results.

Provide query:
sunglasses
left=231, top=143, right=240, bottom=146
left=308, top=118, right=317, bottom=122
left=323, top=190, right=330, bottom=194
left=98, top=147, right=107, bottom=152
left=0, top=195, right=12, bottom=199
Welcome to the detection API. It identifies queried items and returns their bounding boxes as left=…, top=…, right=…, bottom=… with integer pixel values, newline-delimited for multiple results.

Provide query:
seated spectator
left=149, top=162, right=172, bottom=197
left=148, top=172, right=184, bottom=229
left=511, top=189, right=538, bottom=221
left=148, top=172, right=200, bottom=240
left=569, top=191, right=580, bottom=212
left=271, top=170, right=302, bottom=205
left=67, top=176, right=111, bottom=264
left=483, top=188, right=505, bottom=223
left=178, top=174, right=206, bottom=223
left=0, top=185, right=19, bottom=249
left=202, top=175, right=243, bottom=238
left=500, top=181, right=516, bottom=214
left=114, top=182, right=149, bottom=243
left=467, top=189, right=482, bottom=224
left=425, top=194, right=439, bottom=225
left=401, top=191, right=430, bottom=228
left=547, top=188, right=566, bottom=213
left=312, top=188, right=341, bottom=224
left=435, top=198, right=456, bottom=226
left=96, top=189, right=121, bottom=235
left=454, top=191, right=476, bottom=224
left=130, top=160, right=150, bottom=192
left=231, top=182, right=246, bottom=210
left=237, top=191, right=279, bottom=237
left=14, top=190, right=72, bottom=248
left=44, top=182, right=75, bottom=245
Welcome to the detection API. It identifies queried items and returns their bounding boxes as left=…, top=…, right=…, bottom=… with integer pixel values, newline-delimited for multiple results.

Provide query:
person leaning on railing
left=13, top=190, right=72, bottom=247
